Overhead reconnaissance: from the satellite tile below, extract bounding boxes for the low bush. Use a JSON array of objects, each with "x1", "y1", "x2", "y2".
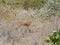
[{"x1": 45, "y1": 29, "x2": 60, "y2": 45}]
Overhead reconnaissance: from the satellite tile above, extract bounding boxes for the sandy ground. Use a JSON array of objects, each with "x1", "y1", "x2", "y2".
[{"x1": 0, "y1": 7, "x2": 60, "y2": 45}]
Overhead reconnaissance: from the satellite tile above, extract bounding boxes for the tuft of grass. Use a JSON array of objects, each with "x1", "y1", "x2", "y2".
[
  {"x1": 0, "y1": 0, "x2": 47, "y2": 9},
  {"x1": 23, "y1": 0, "x2": 47, "y2": 9}
]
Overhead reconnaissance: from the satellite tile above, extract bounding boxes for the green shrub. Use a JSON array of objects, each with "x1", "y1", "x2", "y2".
[{"x1": 45, "y1": 29, "x2": 60, "y2": 45}]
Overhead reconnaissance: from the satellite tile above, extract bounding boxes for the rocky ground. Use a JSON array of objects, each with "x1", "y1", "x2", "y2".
[{"x1": 0, "y1": 7, "x2": 60, "y2": 45}]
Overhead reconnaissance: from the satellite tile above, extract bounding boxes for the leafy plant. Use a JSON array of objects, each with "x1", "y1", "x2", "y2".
[{"x1": 45, "y1": 29, "x2": 60, "y2": 45}]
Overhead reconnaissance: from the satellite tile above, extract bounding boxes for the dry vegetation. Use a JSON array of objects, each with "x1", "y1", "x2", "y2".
[{"x1": 0, "y1": 0, "x2": 60, "y2": 45}]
